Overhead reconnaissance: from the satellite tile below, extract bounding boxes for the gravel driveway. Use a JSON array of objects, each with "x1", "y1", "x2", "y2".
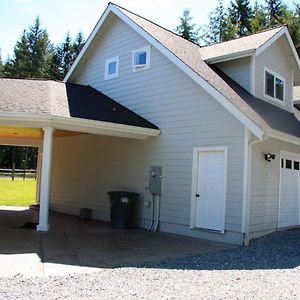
[{"x1": 0, "y1": 229, "x2": 299, "y2": 300}]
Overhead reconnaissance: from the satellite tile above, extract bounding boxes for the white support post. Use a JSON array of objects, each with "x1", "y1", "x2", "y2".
[{"x1": 37, "y1": 127, "x2": 55, "y2": 232}]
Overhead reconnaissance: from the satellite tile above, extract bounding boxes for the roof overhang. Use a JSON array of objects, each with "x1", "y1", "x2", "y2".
[
  {"x1": 205, "y1": 49, "x2": 255, "y2": 64},
  {"x1": 0, "y1": 112, "x2": 160, "y2": 140}
]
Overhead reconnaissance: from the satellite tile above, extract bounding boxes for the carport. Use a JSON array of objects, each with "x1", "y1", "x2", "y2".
[{"x1": 0, "y1": 78, "x2": 160, "y2": 231}]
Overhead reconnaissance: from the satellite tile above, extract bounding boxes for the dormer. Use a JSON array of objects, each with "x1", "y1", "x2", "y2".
[{"x1": 200, "y1": 26, "x2": 300, "y2": 113}]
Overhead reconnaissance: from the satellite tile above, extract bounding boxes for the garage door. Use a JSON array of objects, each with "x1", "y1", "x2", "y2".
[{"x1": 279, "y1": 151, "x2": 300, "y2": 228}]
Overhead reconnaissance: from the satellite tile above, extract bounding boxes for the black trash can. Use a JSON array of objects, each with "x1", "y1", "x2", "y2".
[{"x1": 107, "y1": 191, "x2": 139, "y2": 229}]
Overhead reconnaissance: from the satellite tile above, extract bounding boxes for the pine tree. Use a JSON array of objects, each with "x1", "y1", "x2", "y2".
[
  {"x1": 251, "y1": 0, "x2": 268, "y2": 33},
  {"x1": 266, "y1": 0, "x2": 283, "y2": 26},
  {"x1": 206, "y1": 0, "x2": 227, "y2": 43},
  {"x1": 175, "y1": 9, "x2": 199, "y2": 43},
  {"x1": 0, "y1": 49, "x2": 3, "y2": 77},
  {"x1": 72, "y1": 31, "x2": 85, "y2": 59},
  {"x1": 229, "y1": 0, "x2": 253, "y2": 36}
]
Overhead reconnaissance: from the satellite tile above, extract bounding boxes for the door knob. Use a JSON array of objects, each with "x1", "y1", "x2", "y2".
[{"x1": 196, "y1": 194, "x2": 200, "y2": 197}]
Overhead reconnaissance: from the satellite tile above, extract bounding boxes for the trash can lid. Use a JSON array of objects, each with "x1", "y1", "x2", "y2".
[{"x1": 107, "y1": 191, "x2": 139, "y2": 197}]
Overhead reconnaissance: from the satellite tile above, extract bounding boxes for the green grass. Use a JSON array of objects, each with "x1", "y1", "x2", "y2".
[{"x1": 0, "y1": 179, "x2": 37, "y2": 206}]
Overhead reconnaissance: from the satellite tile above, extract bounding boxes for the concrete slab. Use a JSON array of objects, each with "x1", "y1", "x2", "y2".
[{"x1": 0, "y1": 207, "x2": 234, "y2": 278}]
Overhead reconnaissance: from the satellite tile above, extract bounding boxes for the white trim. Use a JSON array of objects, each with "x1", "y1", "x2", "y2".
[
  {"x1": 205, "y1": 49, "x2": 255, "y2": 64},
  {"x1": 241, "y1": 128, "x2": 249, "y2": 233},
  {"x1": 0, "y1": 112, "x2": 160, "y2": 140},
  {"x1": 104, "y1": 56, "x2": 119, "y2": 80},
  {"x1": 189, "y1": 146, "x2": 227, "y2": 233},
  {"x1": 250, "y1": 55, "x2": 255, "y2": 95},
  {"x1": 256, "y1": 27, "x2": 300, "y2": 72},
  {"x1": 64, "y1": 4, "x2": 264, "y2": 140},
  {"x1": 263, "y1": 66, "x2": 285, "y2": 104},
  {"x1": 266, "y1": 130, "x2": 300, "y2": 147},
  {"x1": 132, "y1": 45, "x2": 151, "y2": 72},
  {"x1": 64, "y1": 6, "x2": 112, "y2": 82}
]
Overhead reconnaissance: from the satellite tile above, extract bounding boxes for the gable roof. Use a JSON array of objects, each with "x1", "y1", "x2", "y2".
[
  {"x1": 199, "y1": 27, "x2": 283, "y2": 62},
  {"x1": 0, "y1": 78, "x2": 158, "y2": 131},
  {"x1": 64, "y1": 3, "x2": 300, "y2": 143}
]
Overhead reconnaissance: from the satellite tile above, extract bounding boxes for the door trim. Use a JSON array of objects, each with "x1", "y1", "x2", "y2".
[
  {"x1": 278, "y1": 150, "x2": 300, "y2": 228},
  {"x1": 189, "y1": 146, "x2": 228, "y2": 233}
]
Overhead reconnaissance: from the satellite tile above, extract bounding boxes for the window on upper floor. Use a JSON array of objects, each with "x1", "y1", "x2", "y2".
[
  {"x1": 264, "y1": 68, "x2": 285, "y2": 102},
  {"x1": 105, "y1": 56, "x2": 119, "y2": 80},
  {"x1": 132, "y1": 46, "x2": 151, "y2": 72}
]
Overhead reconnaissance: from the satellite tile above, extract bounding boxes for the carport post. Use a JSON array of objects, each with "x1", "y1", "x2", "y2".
[{"x1": 37, "y1": 127, "x2": 55, "y2": 232}]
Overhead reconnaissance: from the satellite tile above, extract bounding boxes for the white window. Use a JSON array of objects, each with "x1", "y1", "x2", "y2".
[
  {"x1": 105, "y1": 56, "x2": 119, "y2": 80},
  {"x1": 264, "y1": 67, "x2": 285, "y2": 102},
  {"x1": 132, "y1": 46, "x2": 151, "y2": 71}
]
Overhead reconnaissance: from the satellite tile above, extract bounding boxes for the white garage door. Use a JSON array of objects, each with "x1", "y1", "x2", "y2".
[{"x1": 279, "y1": 152, "x2": 300, "y2": 228}]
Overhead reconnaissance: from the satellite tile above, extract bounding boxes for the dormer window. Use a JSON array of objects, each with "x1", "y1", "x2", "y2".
[
  {"x1": 132, "y1": 46, "x2": 151, "y2": 72},
  {"x1": 105, "y1": 56, "x2": 119, "y2": 80},
  {"x1": 264, "y1": 68, "x2": 285, "y2": 102}
]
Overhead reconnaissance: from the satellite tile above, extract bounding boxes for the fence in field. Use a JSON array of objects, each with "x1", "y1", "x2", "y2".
[{"x1": 0, "y1": 168, "x2": 37, "y2": 180}]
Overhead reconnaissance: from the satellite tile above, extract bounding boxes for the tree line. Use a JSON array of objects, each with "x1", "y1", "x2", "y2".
[
  {"x1": 0, "y1": 17, "x2": 85, "y2": 81},
  {"x1": 175, "y1": 0, "x2": 300, "y2": 56}
]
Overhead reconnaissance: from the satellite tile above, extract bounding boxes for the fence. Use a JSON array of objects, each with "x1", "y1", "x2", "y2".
[{"x1": 0, "y1": 168, "x2": 37, "y2": 180}]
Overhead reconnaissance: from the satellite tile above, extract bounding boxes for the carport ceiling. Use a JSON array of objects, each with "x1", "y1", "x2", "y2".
[{"x1": 0, "y1": 126, "x2": 85, "y2": 140}]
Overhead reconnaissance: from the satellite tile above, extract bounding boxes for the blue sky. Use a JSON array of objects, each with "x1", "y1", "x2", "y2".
[{"x1": 0, "y1": 0, "x2": 297, "y2": 60}]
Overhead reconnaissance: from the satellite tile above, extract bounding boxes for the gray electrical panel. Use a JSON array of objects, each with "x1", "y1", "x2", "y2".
[{"x1": 149, "y1": 166, "x2": 162, "y2": 195}]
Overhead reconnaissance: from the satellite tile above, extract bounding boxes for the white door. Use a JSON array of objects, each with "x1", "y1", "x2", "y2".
[
  {"x1": 195, "y1": 149, "x2": 226, "y2": 232},
  {"x1": 279, "y1": 152, "x2": 300, "y2": 228}
]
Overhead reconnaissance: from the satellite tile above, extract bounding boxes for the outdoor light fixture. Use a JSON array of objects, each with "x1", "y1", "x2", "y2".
[{"x1": 264, "y1": 153, "x2": 276, "y2": 162}]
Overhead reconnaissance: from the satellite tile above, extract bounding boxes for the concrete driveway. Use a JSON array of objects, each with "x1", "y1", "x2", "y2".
[{"x1": 0, "y1": 206, "x2": 233, "y2": 278}]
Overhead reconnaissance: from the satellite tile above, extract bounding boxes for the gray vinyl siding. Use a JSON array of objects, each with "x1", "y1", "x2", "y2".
[
  {"x1": 249, "y1": 137, "x2": 300, "y2": 238},
  {"x1": 55, "y1": 14, "x2": 246, "y2": 244},
  {"x1": 255, "y1": 36, "x2": 294, "y2": 112},
  {"x1": 216, "y1": 57, "x2": 251, "y2": 92}
]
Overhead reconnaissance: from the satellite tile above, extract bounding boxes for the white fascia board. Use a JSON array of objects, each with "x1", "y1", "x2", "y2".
[
  {"x1": 256, "y1": 27, "x2": 300, "y2": 72},
  {"x1": 205, "y1": 49, "x2": 255, "y2": 64},
  {"x1": 266, "y1": 129, "x2": 300, "y2": 146},
  {"x1": 63, "y1": 5, "x2": 113, "y2": 82},
  {"x1": 0, "y1": 112, "x2": 160, "y2": 140}
]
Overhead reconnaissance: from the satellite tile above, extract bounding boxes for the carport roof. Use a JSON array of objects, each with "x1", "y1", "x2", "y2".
[{"x1": 0, "y1": 78, "x2": 158, "y2": 130}]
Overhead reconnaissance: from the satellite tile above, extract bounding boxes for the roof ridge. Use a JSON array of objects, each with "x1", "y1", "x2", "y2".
[
  {"x1": 200, "y1": 25, "x2": 285, "y2": 49},
  {"x1": 0, "y1": 77, "x2": 64, "y2": 84}
]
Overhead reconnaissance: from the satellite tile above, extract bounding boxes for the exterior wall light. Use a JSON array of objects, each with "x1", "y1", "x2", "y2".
[{"x1": 264, "y1": 153, "x2": 276, "y2": 162}]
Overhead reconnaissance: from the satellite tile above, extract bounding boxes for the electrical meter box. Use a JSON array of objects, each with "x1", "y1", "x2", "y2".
[{"x1": 149, "y1": 166, "x2": 162, "y2": 195}]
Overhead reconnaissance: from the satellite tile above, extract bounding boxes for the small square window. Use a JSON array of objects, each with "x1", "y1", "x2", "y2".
[
  {"x1": 105, "y1": 56, "x2": 119, "y2": 80},
  {"x1": 132, "y1": 46, "x2": 151, "y2": 72},
  {"x1": 294, "y1": 161, "x2": 299, "y2": 170},
  {"x1": 286, "y1": 159, "x2": 292, "y2": 169}
]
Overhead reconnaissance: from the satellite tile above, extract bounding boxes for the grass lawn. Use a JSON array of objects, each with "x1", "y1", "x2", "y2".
[{"x1": 0, "y1": 179, "x2": 37, "y2": 206}]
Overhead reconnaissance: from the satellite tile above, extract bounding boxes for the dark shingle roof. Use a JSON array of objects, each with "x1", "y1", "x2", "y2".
[
  {"x1": 0, "y1": 78, "x2": 158, "y2": 129},
  {"x1": 211, "y1": 66, "x2": 300, "y2": 138}
]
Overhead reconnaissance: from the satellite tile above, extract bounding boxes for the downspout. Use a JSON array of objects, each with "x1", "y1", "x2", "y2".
[{"x1": 243, "y1": 131, "x2": 269, "y2": 246}]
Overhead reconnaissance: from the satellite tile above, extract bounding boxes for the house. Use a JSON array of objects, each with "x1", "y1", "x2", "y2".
[{"x1": 1, "y1": 3, "x2": 300, "y2": 245}]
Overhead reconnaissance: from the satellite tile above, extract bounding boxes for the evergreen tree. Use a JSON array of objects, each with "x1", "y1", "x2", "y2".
[
  {"x1": 72, "y1": 31, "x2": 85, "y2": 58},
  {"x1": 0, "y1": 49, "x2": 3, "y2": 77},
  {"x1": 266, "y1": 0, "x2": 284, "y2": 26},
  {"x1": 229, "y1": 0, "x2": 253, "y2": 36},
  {"x1": 251, "y1": 0, "x2": 268, "y2": 33},
  {"x1": 206, "y1": 0, "x2": 227, "y2": 43},
  {"x1": 175, "y1": 9, "x2": 199, "y2": 43},
  {"x1": 58, "y1": 32, "x2": 73, "y2": 76}
]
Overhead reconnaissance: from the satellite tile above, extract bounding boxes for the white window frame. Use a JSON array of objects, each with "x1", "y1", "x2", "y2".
[
  {"x1": 132, "y1": 46, "x2": 151, "y2": 72},
  {"x1": 263, "y1": 67, "x2": 285, "y2": 104},
  {"x1": 104, "y1": 56, "x2": 119, "y2": 80}
]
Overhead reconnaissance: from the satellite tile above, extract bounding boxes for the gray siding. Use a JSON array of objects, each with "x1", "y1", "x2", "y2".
[
  {"x1": 56, "y1": 15, "x2": 246, "y2": 244},
  {"x1": 249, "y1": 137, "x2": 300, "y2": 238},
  {"x1": 216, "y1": 57, "x2": 251, "y2": 92},
  {"x1": 255, "y1": 36, "x2": 294, "y2": 112}
]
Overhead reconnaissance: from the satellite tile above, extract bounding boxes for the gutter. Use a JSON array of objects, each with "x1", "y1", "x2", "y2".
[{"x1": 0, "y1": 112, "x2": 161, "y2": 140}]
